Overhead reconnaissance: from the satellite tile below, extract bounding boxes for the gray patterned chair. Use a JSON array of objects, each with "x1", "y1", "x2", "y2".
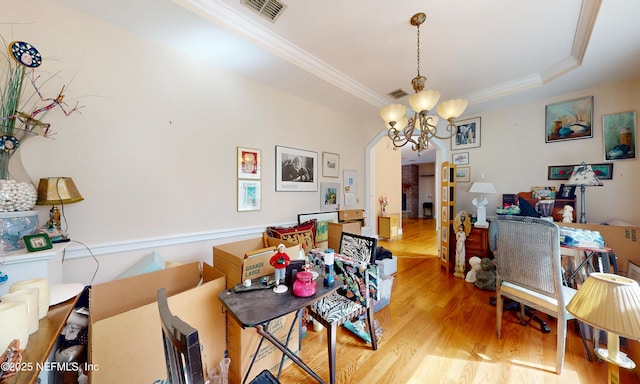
[
  {"x1": 494, "y1": 216, "x2": 579, "y2": 374},
  {"x1": 307, "y1": 232, "x2": 379, "y2": 384}
]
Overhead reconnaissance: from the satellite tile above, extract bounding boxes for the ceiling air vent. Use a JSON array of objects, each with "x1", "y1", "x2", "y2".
[
  {"x1": 241, "y1": 0, "x2": 287, "y2": 23},
  {"x1": 388, "y1": 89, "x2": 408, "y2": 100}
]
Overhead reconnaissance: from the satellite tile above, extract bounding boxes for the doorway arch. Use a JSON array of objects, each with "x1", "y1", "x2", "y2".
[{"x1": 365, "y1": 129, "x2": 449, "y2": 235}]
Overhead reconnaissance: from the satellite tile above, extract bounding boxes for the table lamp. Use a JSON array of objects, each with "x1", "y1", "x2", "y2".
[
  {"x1": 469, "y1": 180, "x2": 496, "y2": 228},
  {"x1": 566, "y1": 161, "x2": 602, "y2": 223},
  {"x1": 566, "y1": 273, "x2": 640, "y2": 384},
  {"x1": 36, "y1": 177, "x2": 84, "y2": 243}
]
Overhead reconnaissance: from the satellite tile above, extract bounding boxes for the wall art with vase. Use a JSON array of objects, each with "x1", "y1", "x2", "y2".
[
  {"x1": 545, "y1": 96, "x2": 593, "y2": 143},
  {"x1": 0, "y1": 40, "x2": 81, "y2": 251}
]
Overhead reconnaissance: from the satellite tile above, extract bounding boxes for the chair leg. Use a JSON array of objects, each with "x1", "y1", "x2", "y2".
[
  {"x1": 365, "y1": 305, "x2": 378, "y2": 350},
  {"x1": 496, "y1": 291, "x2": 503, "y2": 338},
  {"x1": 556, "y1": 319, "x2": 567, "y2": 374},
  {"x1": 327, "y1": 322, "x2": 337, "y2": 384}
]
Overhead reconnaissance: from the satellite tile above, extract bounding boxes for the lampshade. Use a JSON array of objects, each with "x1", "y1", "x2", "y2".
[
  {"x1": 469, "y1": 182, "x2": 497, "y2": 194},
  {"x1": 36, "y1": 177, "x2": 84, "y2": 205},
  {"x1": 566, "y1": 273, "x2": 640, "y2": 341},
  {"x1": 379, "y1": 104, "x2": 407, "y2": 125},
  {"x1": 566, "y1": 162, "x2": 603, "y2": 187},
  {"x1": 409, "y1": 89, "x2": 441, "y2": 113},
  {"x1": 436, "y1": 99, "x2": 469, "y2": 120}
]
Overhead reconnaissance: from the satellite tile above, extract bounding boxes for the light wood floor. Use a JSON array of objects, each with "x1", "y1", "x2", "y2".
[{"x1": 277, "y1": 218, "x2": 639, "y2": 384}]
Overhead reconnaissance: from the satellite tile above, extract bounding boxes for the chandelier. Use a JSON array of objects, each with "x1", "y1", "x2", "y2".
[{"x1": 379, "y1": 12, "x2": 468, "y2": 154}]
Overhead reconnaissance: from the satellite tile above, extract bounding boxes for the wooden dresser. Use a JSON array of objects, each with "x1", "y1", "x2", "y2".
[{"x1": 449, "y1": 225, "x2": 490, "y2": 273}]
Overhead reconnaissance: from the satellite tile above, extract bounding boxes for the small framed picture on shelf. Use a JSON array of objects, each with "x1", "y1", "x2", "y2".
[
  {"x1": 557, "y1": 184, "x2": 577, "y2": 199},
  {"x1": 23, "y1": 233, "x2": 53, "y2": 252}
]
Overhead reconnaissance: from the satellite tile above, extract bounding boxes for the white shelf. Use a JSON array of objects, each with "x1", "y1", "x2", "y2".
[{"x1": 0, "y1": 243, "x2": 68, "y2": 296}]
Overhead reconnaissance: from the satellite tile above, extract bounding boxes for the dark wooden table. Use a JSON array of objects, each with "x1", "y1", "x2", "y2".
[{"x1": 219, "y1": 275, "x2": 342, "y2": 384}]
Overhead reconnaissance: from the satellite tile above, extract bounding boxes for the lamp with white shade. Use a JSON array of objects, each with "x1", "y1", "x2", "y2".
[
  {"x1": 468, "y1": 181, "x2": 496, "y2": 228},
  {"x1": 566, "y1": 162, "x2": 602, "y2": 223},
  {"x1": 566, "y1": 273, "x2": 640, "y2": 384}
]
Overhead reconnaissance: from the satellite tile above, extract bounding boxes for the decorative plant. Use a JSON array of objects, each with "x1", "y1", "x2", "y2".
[
  {"x1": 379, "y1": 195, "x2": 389, "y2": 212},
  {"x1": 0, "y1": 38, "x2": 82, "y2": 211}
]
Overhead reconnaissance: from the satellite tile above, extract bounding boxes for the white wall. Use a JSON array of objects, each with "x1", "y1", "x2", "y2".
[
  {"x1": 455, "y1": 78, "x2": 640, "y2": 225},
  {"x1": 5, "y1": 0, "x2": 378, "y2": 284}
]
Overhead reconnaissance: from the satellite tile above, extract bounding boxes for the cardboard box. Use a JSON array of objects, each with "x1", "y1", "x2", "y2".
[
  {"x1": 226, "y1": 312, "x2": 299, "y2": 384},
  {"x1": 89, "y1": 262, "x2": 226, "y2": 384},
  {"x1": 213, "y1": 236, "x2": 300, "y2": 289},
  {"x1": 212, "y1": 237, "x2": 301, "y2": 383},
  {"x1": 338, "y1": 209, "x2": 365, "y2": 222},
  {"x1": 327, "y1": 221, "x2": 361, "y2": 251},
  {"x1": 558, "y1": 223, "x2": 639, "y2": 275}
]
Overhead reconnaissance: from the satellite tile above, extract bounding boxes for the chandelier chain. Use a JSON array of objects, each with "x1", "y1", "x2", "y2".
[{"x1": 416, "y1": 24, "x2": 421, "y2": 77}]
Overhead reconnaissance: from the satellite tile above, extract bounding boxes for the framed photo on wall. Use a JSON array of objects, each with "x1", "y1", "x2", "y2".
[
  {"x1": 545, "y1": 96, "x2": 593, "y2": 143},
  {"x1": 343, "y1": 169, "x2": 358, "y2": 193},
  {"x1": 275, "y1": 146, "x2": 318, "y2": 191},
  {"x1": 602, "y1": 110, "x2": 636, "y2": 160},
  {"x1": 451, "y1": 117, "x2": 481, "y2": 150},
  {"x1": 322, "y1": 152, "x2": 340, "y2": 177},
  {"x1": 452, "y1": 152, "x2": 469, "y2": 165},
  {"x1": 455, "y1": 166, "x2": 470, "y2": 182},
  {"x1": 237, "y1": 147, "x2": 261, "y2": 179},
  {"x1": 320, "y1": 182, "x2": 340, "y2": 211},
  {"x1": 237, "y1": 180, "x2": 261, "y2": 211}
]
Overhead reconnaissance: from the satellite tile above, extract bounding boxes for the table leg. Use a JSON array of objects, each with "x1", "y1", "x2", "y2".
[{"x1": 256, "y1": 324, "x2": 326, "y2": 384}]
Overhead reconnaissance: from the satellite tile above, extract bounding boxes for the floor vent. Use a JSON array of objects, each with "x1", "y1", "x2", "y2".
[
  {"x1": 388, "y1": 89, "x2": 408, "y2": 99},
  {"x1": 241, "y1": 0, "x2": 287, "y2": 22}
]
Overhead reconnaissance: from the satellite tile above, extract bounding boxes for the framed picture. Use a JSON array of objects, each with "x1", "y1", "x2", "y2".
[
  {"x1": 322, "y1": 152, "x2": 340, "y2": 178},
  {"x1": 455, "y1": 166, "x2": 470, "y2": 182},
  {"x1": 237, "y1": 147, "x2": 261, "y2": 179},
  {"x1": 531, "y1": 186, "x2": 556, "y2": 200},
  {"x1": 343, "y1": 169, "x2": 358, "y2": 194},
  {"x1": 557, "y1": 184, "x2": 577, "y2": 199},
  {"x1": 298, "y1": 211, "x2": 339, "y2": 246},
  {"x1": 628, "y1": 261, "x2": 640, "y2": 284},
  {"x1": 452, "y1": 152, "x2": 469, "y2": 165},
  {"x1": 545, "y1": 96, "x2": 593, "y2": 142},
  {"x1": 452, "y1": 117, "x2": 481, "y2": 150},
  {"x1": 237, "y1": 180, "x2": 261, "y2": 211},
  {"x1": 591, "y1": 163, "x2": 614, "y2": 180},
  {"x1": 23, "y1": 233, "x2": 53, "y2": 252},
  {"x1": 548, "y1": 165, "x2": 575, "y2": 180},
  {"x1": 275, "y1": 146, "x2": 317, "y2": 192},
  {"x1": 602, "y1": 110, "x2": 636, "y2": 160},
  {"x1": 320, "y1": 182, "x2": 340, "y2": 211}
]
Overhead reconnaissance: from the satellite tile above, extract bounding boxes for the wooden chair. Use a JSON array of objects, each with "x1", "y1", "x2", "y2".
[
  {"x1": 494, "y1": 216, "x2": 579, "y2": 374},
  {"x1": 307, "y1": 232, "x2": 379, "y2": 384},
  {"x1": 157, "y1": 287, "x2": 205, "y2": 384}
]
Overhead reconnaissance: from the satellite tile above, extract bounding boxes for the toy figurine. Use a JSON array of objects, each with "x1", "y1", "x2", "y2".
[
  {"x1": 270, "y1": 244, "x2": 291, "y2": 293},
  {"x1": 561, "y1": 205, "x2": 574, "y2": 223},
  {"x1": 465, "y1": 256, "x2": 482, "y2": 283}
]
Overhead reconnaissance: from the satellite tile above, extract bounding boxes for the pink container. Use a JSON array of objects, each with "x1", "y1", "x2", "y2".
[{"x1": 292, "y1": 271, "x2": 316, "y2": 297}]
